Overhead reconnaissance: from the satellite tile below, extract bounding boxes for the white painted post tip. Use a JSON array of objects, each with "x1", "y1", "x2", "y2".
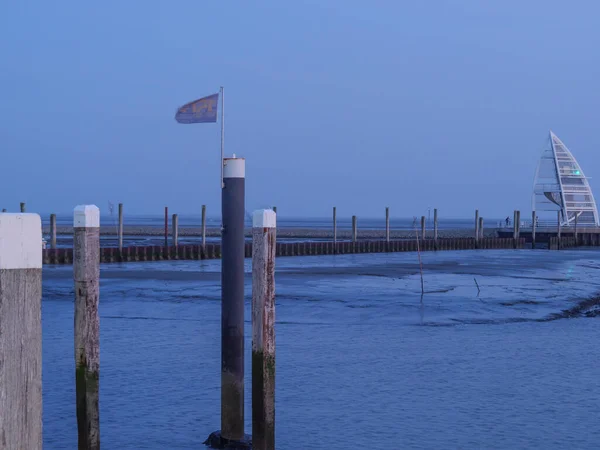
[
  {"x1": 223, "y1": 157, "x2": 246, "y2": 178},
  {"x1": 253, "y1": 209, "x2": 276, "y2": 228},
  {"x1": 73, "y1": 205, "x2": 100, "y2": 228},
  {"x1": 0, "y1": 213, "x2": 42, "y2": 269}
]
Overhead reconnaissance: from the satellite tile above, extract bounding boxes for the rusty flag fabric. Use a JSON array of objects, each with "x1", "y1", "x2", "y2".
[{"x1": 175, "y1": 93, "x2": 219, "y2": 124}]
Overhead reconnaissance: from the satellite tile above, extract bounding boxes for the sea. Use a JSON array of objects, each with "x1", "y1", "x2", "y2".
[{"x1": 42, "y1": 248, "x2": 600, "y2": 449}]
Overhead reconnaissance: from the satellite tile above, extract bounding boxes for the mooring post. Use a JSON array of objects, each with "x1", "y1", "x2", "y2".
[
  {"x1": 202, "y1": 204, "x2": 207, "y2": 248},
  {"x1": 478, "y1": 217, "x2": 484, "y2": 241},
  {"x1": 118, "y1": 203, "x2": 124, "y2": 252},
  {"x1": 272, "y1": 206, "x2": 277, "y2": 214},
  {"x1": 385, "y1": 207, "x2": 390, "y2": 242},
  {"x1": 574, "y1": 213, "x2": 578, "y2": 246},
  {"x1": 433, "y1": 208, "x2": 438, "y2": 248},
  {"x1": 516, "y1": 210, "x2": 521, "y2": 237},
  {"x1": 532, "y1": 210, "x2": 536, "y2": 249},
  {"x1": 172, "y1": 214, "x2": 178, "y2": 247},
  {"x1": 220, "y1": 157, "x2": 246, "y2": 443},
  {"x1": 557, "y1": 210, "x2": 561, "y2": 249},
  {"x1": 475, "y1": 209, "x2": 479, "y2": 246},
  {"x1": 333, "y1": 207, "x2": 337, "y2": 244},
  {"x1": 50, "y1": 213, "x2": 57, "y2": 249},
  {"x1": 421, "y1": 215, "x2": 426, "y2": 240},
  {"x1": 73, "y1": 205, "x2": 100, "y2": 450},
  {"x1": 252, "y1": 209, "x2": 276, "y2": 450},
  {"x1": 352, "y1": 215, "x2": 357, "y2": 242},
  {"x1": 0, "y1": 213, "x2": 43, "y2": 450},
  {"x1": 164, "y1": 206, "x2": 168, "y2": 247},
  {"x1": 513, "y1": 210, "x2": 518, "y2": 248},
  {"x1": 20, "y1": 202, "x2": 26, "y2": 212}
]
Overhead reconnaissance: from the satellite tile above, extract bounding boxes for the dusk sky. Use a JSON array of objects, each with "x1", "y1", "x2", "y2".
[{"x1": 2, "y1": 0, "x2": 599, "y2": 219}]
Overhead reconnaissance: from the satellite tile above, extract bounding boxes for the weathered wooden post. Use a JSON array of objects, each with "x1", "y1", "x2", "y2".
[
  {"x1": 164, "y1": 206, "x2": 168, "y2": 247},
  {"x1": 557, "y1": 210, "x2": 562, "y2": 249},
  {"x1": 532, "y1": 211, "x2": 536, "y2": 249},
  {"x1": 352, "y1": 215, "x2": 357, "y2": 242},
  {"x1": 516, "y1": 210, "x2": 521, "y2": 237},
  {"x1": 433, "y1": 208, "x2": 438, "y2": 249},
  {"x1": 475, "y1": 209, "x2": 479, "y2": 246},
  {"x1": 333, "y1": 207, "x2": 337, "y2": 244},
  {"x1": 479, "y1": 217, "x2": 484, "y2": 241},
  {"x1": 513, "y1": 210, "x2": 518, "y2": 248},
  {"x1": 172, "y1": 214, "x2": 179, "y2": 246},
  {"x1": 252, "y1": 209, "x2": 276, "y2": 450},
  {"x1": 385, "y1": 207, "x2": 390, "y2": 242},
  {"x1": 202, "y1": 204, "x2": 207, "y2": 248},
  {"x1": 20, "y1": 202, "x2": 26, "y2": 212},
  {"x1": 220, "y1": 157, "x2": 246, "y2": 444},
  {"x1": 0, "y1": 213, "x2": 43, "y2": 450},
  {"x1": 50, "y1": 213, "x2": 57, "y2": 249},
  {"x1": 574, "y1": 213, "x2": 578, "y2": 246},
  {"x1": 73, "y1": 205, "x2": 100, "y2": 450},
  {"x1": 118, "y1": 203, "x2": 124, "y2": 252},
  {"x1": 421, "y1": 215, "x2": 426, "y2": 240}
]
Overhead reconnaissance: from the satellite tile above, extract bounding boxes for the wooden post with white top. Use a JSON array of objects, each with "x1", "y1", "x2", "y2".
[
  {"x1": 252, "y1": 209, "x2": 276, "y2": 450},
  {"x1": 0, "y1": 213, "x2": 43, "y2": 450},
  {"x1": 73, "y1": 205, "x2": 100, "y2": 450}
]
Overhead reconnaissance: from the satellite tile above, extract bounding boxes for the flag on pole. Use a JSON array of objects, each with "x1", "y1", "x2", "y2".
[{"x1": 175, "y1": 93, "x2": 219, "y2": 124}]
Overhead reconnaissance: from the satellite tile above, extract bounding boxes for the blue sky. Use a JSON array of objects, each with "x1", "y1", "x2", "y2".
[{"x1": 2, "y1": 0, "x2": 599, "y2": 219}]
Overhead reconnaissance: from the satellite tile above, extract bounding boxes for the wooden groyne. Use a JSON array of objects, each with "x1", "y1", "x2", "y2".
[{"x1": 42, "y1": 237, "x2": 525, "y2": 265}]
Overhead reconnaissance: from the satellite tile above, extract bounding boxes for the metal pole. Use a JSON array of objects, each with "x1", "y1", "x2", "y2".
[
  {"x1": 50, "y1": 213, "x2": 57, "y2": 249},
  {"x1": 202, "y1": 204, "x2": 207, "y2": 248},
  {"x1": 221, "y1": 156, "x2": 246, "y2": 442},
  {"x1": 164, "y1": 206, "x2": 168, "y2": 247},
  {"x1": 73, "y1": 205, "x2": 100, "y2": 450},
  {"x1": 0, "y1": 213, "x2": 43, "y2": 450},
  {"x1": 532, "y1": 211, "x2": 536, "y2": 249},
  {"x1": 385, "y1": 207, "x2": 390, "y2": 242},
  {"x1": 172, "y1": 214, "x2": 178, "y2": 247},
  {"x1": 252, "y1": 209, "x2": 276, "y2": 450},
  {"x1": 118, "y1": 203, "x2": 124, "y2": 252}
]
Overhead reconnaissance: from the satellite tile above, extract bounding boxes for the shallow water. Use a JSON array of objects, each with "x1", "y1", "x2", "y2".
[{"x1": 42, "y1": 249, "x2": 600, "y2": 449}]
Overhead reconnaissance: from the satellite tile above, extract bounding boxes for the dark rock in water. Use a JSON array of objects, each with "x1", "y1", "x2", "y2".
[{"x1": 203, "y1": 430, "x2": 252, "y2": 449}]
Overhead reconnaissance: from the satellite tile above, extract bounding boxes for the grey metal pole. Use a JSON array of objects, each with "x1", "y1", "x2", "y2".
[
  {"x1": 433, "y1": 208, "x2": 438, "y2": 247},
  {"x1": 50, "y1": 213, "x2": 57, "y2": 249},
  {"x1": 221, "y1": 156, "x2": 246, "y2": 442},
  {"x1": 0, "y1": 213, "x2": 43, "y2": 450},
  {"x1": 118, "y1": 203, "x2": 124, "y2": 252},
  {"x1": 202, "y1": 204, "x2": 207, "y2": 248},
  {"x1": 252, "y1": 209, "x2": 276, "y2": 450},
  {"x1": 385, "y1": 207, "x2": 390, "y2": 242},
  {"x1": 333, "y1": 207, "x2": 337, "y2": 244},
  {"x1": 352, "y1": 215, "x2": 357, "y2": 242},
  {"x1": 20, "y1": 202, "x2": 26, "y2": 212},
  {"x1": 73, "y1": 205, "x2": 100, "y2": 450},
  {"x1": 421, "y1": 215, "x2": 426, "y2": 240},
  {"x1": 532, "y1": 210, "x2": 536, "y2": 249},
  {"x1": 172, "y1": 214, "x2": 178, "y2": 247}
]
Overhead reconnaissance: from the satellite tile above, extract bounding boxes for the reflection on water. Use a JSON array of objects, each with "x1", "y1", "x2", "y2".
[{"x1": 42, "y1": 249, "x2": 600, "y2": 449}]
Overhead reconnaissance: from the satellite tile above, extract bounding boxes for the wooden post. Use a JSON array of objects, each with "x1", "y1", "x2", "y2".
[
  {"x1": 479, "y1": 217, "x2": 484, "y2": 240},
  {"x1": 532, "y1": 211, "x2": 536, "y2": 249},
  {"x1": 333, "y1": 207, "x2": 337, "y2": 244},
  {"x1": 1, "y1": 208, "x2": 6, "y2": 212},
  {"x1": 272, "y1": 206, "x2": 277, "y2": 214},
  {"x1": 421, "y1": 215, "x2": 426, "y2": 240},
  {"x1": 20, "y1": 202, "x2": 26, "y2": 212},
  {"x1": 172, "y1": 214, "x2": 178, "y2": 247},
  {"x1": 516, "y1": 210, "x2": 521, "y2": 237},
  {"x1": 475, "y1": 209, "x2": 479, "y2": 244},
  {"x1": 0, "y1": 213, "x2": 43, "y2": 450},
  {"x1": 513, "y1": 210, "x2": 518, "y2": 248},
  {"x1": 164, "y1": 206, "x2": 168, "y2": 247},
  {"x1": 352, "y1": 215, "x2": 357, "y2": 242},
  {"x1": 50, "y1": 213, "x2": 57, "y2": 249},
  {"x1": 201, "y1": 204, "x2": 207, "y2": 248},
  {"x1": 385, "y1": 207, "x2": 390, "y2": 242},
  {"x1": 557, "y1": 210, "x2": 562, "y2": 249},
  {"x1": 574, "y1": 213, "x2": 578, "y2": 246},
  {"x1": 433, "y1": 208, "x2": 438, "y2": 248},
  {"x1": 118, "y1": 203, "x2": 124, "y2": 252},
  {"x1": 73, "y1": 205, "x2": 100, "y2": 450},
  {"x1": 252, "y1": 209, "x2": 276, "y2": 450}
]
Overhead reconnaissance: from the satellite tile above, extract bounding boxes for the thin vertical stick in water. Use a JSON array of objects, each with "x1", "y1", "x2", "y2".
[{"x1": 413, "y1": 217, "x2": 424, "y2": 296}]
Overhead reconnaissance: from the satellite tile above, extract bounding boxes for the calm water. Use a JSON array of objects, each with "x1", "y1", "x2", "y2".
[{"x1": 42, "y1": 249, "x2": 600, "y2": 449}]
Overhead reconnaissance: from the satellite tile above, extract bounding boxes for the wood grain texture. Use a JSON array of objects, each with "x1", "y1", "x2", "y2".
[
  {"x1": 0, "y1": 268, "x2": 42, "y2": 450},
  {"x1": 74, "y1": 227, "x2": 100, "y2": 450},
  {"x1": 252, "y1": 225, "x2": 276, "y2": 450}
]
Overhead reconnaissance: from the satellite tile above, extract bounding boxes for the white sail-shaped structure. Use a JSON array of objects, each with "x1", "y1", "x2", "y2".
[{"x1": 532, "y1": 131, "x2": 599, "y2": 226}]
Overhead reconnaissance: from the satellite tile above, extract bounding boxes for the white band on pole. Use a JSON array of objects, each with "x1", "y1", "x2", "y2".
[{"x1": 223, "y1": 157, "x2": 245, "y2": 178}]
